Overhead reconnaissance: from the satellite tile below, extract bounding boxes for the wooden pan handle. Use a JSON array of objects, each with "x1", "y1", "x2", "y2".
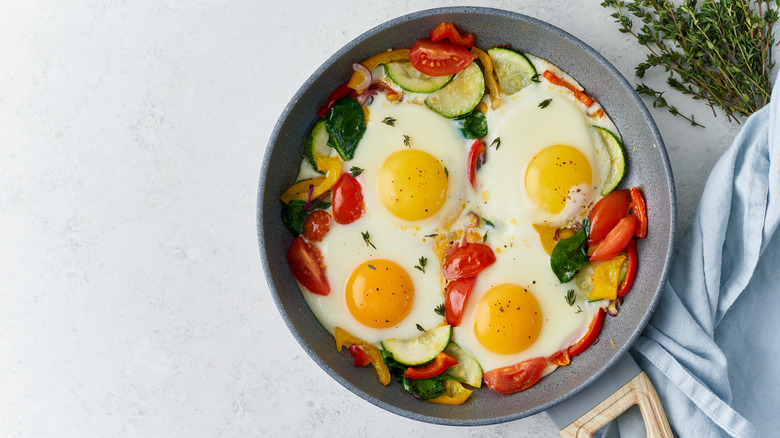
[{"x1": 558, "y1": 371, "x2": 673, "y2": 438}]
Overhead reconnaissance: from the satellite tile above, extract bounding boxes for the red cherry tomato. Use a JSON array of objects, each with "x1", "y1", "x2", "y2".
[
  {"x1": 347, "y1": 344, "x2": 372, "y2": 368},
  {"x1": 444, "y1": 277, "x2": 477, "y2": 327},
  {"x1": 568, "y1": 307, "x2": 606, "y2": 358},
  {"x1": 429, "y1": 22, "x2": 475, "y2": 48},
  {"x1": 617, "y1": 239, "x2": 638, "y2": 298},
  {"x1": 630, "y1": 187, "x2": 648, "y2": 238},
  {"x1": 442, "y1": 243, "x2": 496, "y2": 280},
  {"x1": 588, "y1": 189, "x2": 631, "y2": 245},
  {"x1": 590, "y1": 215, "x2": 637, "y2": 261},
  {"x1": 332, "y1": 173, "x2": 363, "y2": 224},
  {"x1": 483, "y1": 356, "x2": 548, "y2": 394},
  {"x1": 409, "y1": 38, "x2": 475, "y2": 77},
  {"x1": 287, "y1": 237, "x2": 329, "y2": 296},
  {"x1": 302, "y1": 210, "x2": 332, "y2": 242},
  {"x1": 404, "y1": 352, "x2": 459, "y2": 379},
  {"x1": 467, "y1": 139, "x2": 485, "y2": 188}
]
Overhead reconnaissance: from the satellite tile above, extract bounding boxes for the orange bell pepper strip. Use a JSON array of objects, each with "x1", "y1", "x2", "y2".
[
  {"x1": 347, "y1": 49, "x2": 410, "y2": 91},
  {"x1": 279, "y1": 153, "x2": 341, "y2": 204},
  {"x1": 334, "y1": 327, "x2": 391, "y2": 385},
  {"x1": 471, "y1": 47, "x2": 503, "y2": 109},
  {"x1": 404, "y1": 352, "x2": 458, "y2": 379},
  {"x1": 542, "y1": 70, "x2": 594, "y2": 107}
]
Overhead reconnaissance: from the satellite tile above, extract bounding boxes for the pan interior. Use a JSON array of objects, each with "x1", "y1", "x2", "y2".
[{"x1": 258, "y1": 6, "x2": 675, "y2": 425}]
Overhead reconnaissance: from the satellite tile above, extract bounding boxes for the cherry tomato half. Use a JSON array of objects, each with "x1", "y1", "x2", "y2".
[
  {"x1": 409, "y1": 38, "x2": 475, "y2": 77},
  {"x1": 568, "y1": 307, "x2": 606, "y2": 358},
  {"x1": 302, "y1": 210, "x2": 332, "y2": 242},
  {"x1": 483, "y1": 356, "x2": 548, "y2": 394},
  {"x1": 590, "y1": 215, "x2": 637, "y2": 261},
  {"x1": 588, "y1": 189, "x2": 631, "y2": 245},
  {"x1": 332, "y1": 173, "x2": 363, "y2": 225},
  {"x1": 630, "y1": 187, "x2": 648, "y2": 238},
  {"x1": 429, "y1": 22, "x2": 475, "y2": 48},
  {"x1": 286, "y1": 236, "x2": 329, "y2": 296},
  {"x1": 442, "y1": 243, "x2": 496, "y2": 280},
  {"x1": 444, "y1": 277, "x2": 477, "y2": 327}
]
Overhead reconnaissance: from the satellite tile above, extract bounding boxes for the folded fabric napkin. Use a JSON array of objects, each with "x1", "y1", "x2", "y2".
[{"x1": 603, "y1": 78, "x2": 780, "y2": 437}]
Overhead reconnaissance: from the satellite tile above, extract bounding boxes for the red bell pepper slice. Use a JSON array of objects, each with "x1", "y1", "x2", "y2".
[
  {"x1": 444, "y1": 277, "x2": 477, "y2": 327},
  {"x1": 442, "y1": 242, "x2": 496, "y2": 280},
  {"x1": 429, "y1": 22, "x2": 475, "y2": 48},
  {"x1": 467, "y1": 139, "x2": 486, "y2": 188},
  {"x1": 589, "y1": 215, "x2": 637, "y2": 261},
  {"x1": 630, "y1": 187, "x2": 648, "y2": 238},
  {"x1": 347, "y1": 344, "x2": 372, "y2": 368},
  {"x1": 568, "y1": 307, "x2": 606, "y2": 358},
  {"x1": 317, "y1": 82, "x2": 354, "y2": 117},
  {"x1": 404, "y1": 352, "x2": 459, "y2": 379},
  {"x1": 542, "y1": 70, "x2": 594, "y2": 107},
  {"x1": 617, "y1": 239, "x2": 638, "y2": 298},
  {"x1": 483, "y1": 356, "x2": 548, "y2": 394}
]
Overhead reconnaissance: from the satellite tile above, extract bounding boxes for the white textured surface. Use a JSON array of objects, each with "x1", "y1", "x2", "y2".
[{"x1": 0, "y1": 1, "x2": 740, "y2": 437}]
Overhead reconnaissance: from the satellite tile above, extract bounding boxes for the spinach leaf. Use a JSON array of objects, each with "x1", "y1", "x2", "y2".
[
  {"x1": 281, "y1": 199, "x2": 331, "y2": 236},
  {"x1": 326, "y1": 97, "x2": 366, "y2": 160},
  {"x1": 457, "y1": 109, "x2": 488, "y2": 139},
  {"x1": 381, "y1": 349, "x2": 459, "y2": 400},
  {"x1": 550, "y1": 227, "x2": 589, "y2": 283}
]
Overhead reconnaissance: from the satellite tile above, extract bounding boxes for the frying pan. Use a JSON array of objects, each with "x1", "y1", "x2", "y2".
[{"x1": 258, "y1": 6, "x2": 676, "y2": 429}]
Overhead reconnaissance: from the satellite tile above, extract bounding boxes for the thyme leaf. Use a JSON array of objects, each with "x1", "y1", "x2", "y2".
[
  {"x1": 361, "y1": 231, "x2": 376, "y2": 249},
  {"x1": 415, "y1": 256, "x2": 428, "y2": 273},
  {"x1": 565, "y1": 289, "x2": 576, "y2": 306},
  {"x1": 382, "y1": 116, "x2": 397, "y2": 126},
  {"x1": 538, "y1": 98, "x2": 552, "y2": 109},
  {"x1": 349, "y1": 166, "x2": 363, "y2": 177},
  {"x1": 434, "y1": 304, "x2": 446, "y2": 316}
]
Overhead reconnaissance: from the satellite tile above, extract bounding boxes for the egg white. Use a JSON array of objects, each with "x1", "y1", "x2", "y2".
[
  {"x1": 304, "y1": 214, "x2": 445, "y2": 344},
  {"x1": 349, "y1": 94, "x2": 469, "y2": 235}
]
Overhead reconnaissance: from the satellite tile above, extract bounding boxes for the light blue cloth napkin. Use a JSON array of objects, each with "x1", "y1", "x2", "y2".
[{"x1": 604, "y1": 77, "x2": 780, "y2": 437}]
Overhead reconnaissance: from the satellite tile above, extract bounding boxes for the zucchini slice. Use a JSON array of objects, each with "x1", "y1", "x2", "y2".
[
  {"x1": 487, "y1": 47, "x2": 537, "y2": 95},
  {"x1": 381, "y1": 325, "x2": 452, "y2": 366},
  {"x1": 443, "y1": 342, "x2": 482, "y2": 388},
  {"x1": 304, "y1": 119, "x2": 331, "y2": 173},
  {"x1": 594, "y1": 126, "x2": 626, "y2": 195},
  {"x1": 385, "y1": 61, "x2": 453, "y2": 93},
  {"x1": 425, "y1": 62, "x2": 485, "y2": 118}
]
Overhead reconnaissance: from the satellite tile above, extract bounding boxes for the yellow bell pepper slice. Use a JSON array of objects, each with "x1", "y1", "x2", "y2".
[
  {"x1": 334, "y1": 327, "x2": 391, "y2": 386},
  {"x1": 471, "y1": 47, "x2": 503, "y2": 110},
  {"x1": 428, "y1": 379, "x2": 472, "y2": 405},
  {"x1": 280, "y1": 153, "x2": 341, "y2": 204},
  {"x1": 588, "y1": 254, "x2": 627, "y2": 300},
  {"x1": 347, "y1": 49, "x2": 411, "y2": 90}
]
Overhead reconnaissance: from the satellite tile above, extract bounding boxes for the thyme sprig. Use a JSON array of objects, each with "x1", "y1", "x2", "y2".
[{"x1": 601, "y1": 0, "x2": 779, "y2": 126}]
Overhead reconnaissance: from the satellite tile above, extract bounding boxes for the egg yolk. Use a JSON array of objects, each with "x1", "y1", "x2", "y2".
[
  {"x1": 378, "y1": 150, "x2": 448, "y2": 221},
  {"x1": 346, "y1": 259, "x2": 414, "y2": 329},
  {"x1": 474, "y1": 284, "x2": 542, "y2": 354},
  {"x1": 525, "y1": 145, "x2": 592, "y2": 214}
]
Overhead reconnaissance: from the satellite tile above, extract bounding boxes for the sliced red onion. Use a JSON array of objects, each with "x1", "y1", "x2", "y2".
[
  {"x1": 355, "y1": 89, "x2": 375, "y2": 105},
  {"x1": 303, "y1": 183, "x2": 314, "y2": 210},
  {"x1": 352, "y1": 62, "x2": 372, "y2": 93}
]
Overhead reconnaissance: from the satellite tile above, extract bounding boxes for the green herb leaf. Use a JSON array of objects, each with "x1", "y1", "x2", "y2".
[
  {"x1": 566, "y1": 289, "x2": 576, "y2": 306},
  {"x1": 416, "y1": 323, "x2": 425, "y2": 332},
  {"x1": 575, "y1": 305, "x2": 583, "y2": 314},
  {"x1": 403, "y1": 134, "x2": 411, "y2": 147},
  {"x1": 425, "y1": 233, "x2": 438, "y2": 238},
  {"x1": 368, "y1": 264, "x2": 376, "y2": 270},
  {"x1": 444, "y1": 167, "x2": 449, "y2": 178},
  {"x1": 362, "y1": 231, "x2": 377, "y2": 249},
  {"x1": 434, "y1": 304, "x2": 446, "y2": 316},
  {"x1": 482, "y1": 231, "x2": 488, "y2": 243},
  {"x1": 349, "y1": 166, "x2": 363, "y2": 177},
  {"x1": 550, "y1": 227, "x2": 589, "y2": 283},
  {"x1": 489, "y1": 137, "x2": 501, "y2": 150},
  {"x1": 457, "y1": 109, "x2": 489, "y2": 139},
  {"x1": 382, "y1": 116, "x2": 397, "y2": 126},
  {"x1": 531, "y1": 73, "x2": 541, "y2": 83},
  {"x1": 326, "y1": 97, "x2": 366, "y2": 160},
  {"x1": 415, "y1": 256, "x2": 428, "y2": 273},
  {"x1": 538, "y1": 98, "x2": 552, "y2": 109},
  {"x1": 482, "y1": 218, "x2": 495, "y2": 227}
]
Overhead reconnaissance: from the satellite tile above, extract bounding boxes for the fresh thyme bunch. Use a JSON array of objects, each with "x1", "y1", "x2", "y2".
[{"x1": 601, "y1": 0, "x2": 779, "y2": 126}]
